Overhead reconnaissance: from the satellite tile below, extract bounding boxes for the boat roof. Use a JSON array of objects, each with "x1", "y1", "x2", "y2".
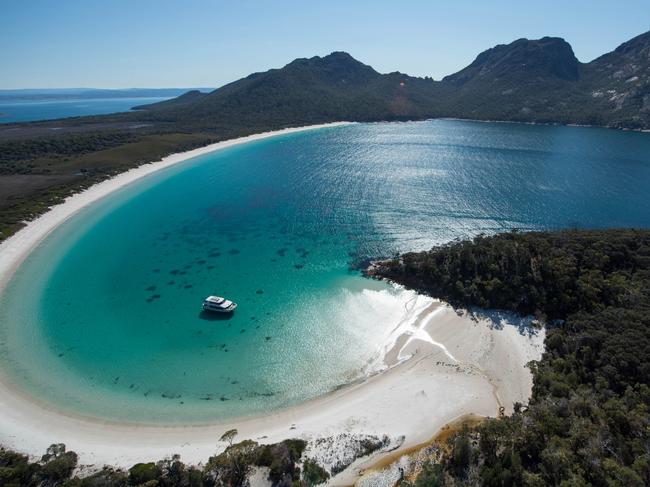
[
  {"x1": 203, "y1": 296, "x2": 234, "y2": 308},
  {"x1": 204, "y1": 295, "x2": 225, "y2": 303}
]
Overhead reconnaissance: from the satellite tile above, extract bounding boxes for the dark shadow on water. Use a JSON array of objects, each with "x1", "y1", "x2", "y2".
[{"x1": 198, "y1": 310, "x2": 235, "y2": 322}]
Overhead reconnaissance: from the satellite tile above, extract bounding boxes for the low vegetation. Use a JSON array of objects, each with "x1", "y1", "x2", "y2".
[
  {"x1": 0, "y1": 444, "x2": 78, "y2": 487},
  {"x1": 372, "y1": 229, "x2": 650, "y2": 486},
  {"x1": 0, "y1": 436, "x2": 325, "y2": 486}
]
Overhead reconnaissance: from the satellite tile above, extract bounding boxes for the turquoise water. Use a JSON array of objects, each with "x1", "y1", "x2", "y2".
[
  {"x1": 1, "y1": 120, "x2": 650, "y2": 423},
  {"x1": 0, "y1": 96, "x2": 171, "y2": 123}
]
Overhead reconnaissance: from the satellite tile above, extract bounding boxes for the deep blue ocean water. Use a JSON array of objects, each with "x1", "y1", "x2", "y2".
[
  {"x1": 1, "y1": 120, "x2": 649, "y2": 423},
  {"x1": 0, "y1": 96, "x2": 171, "y2": 123}
]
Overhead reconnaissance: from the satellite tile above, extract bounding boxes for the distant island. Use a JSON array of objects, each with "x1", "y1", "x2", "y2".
[{"x1": 0, "y1": 30, "x2": 649, "y2": 242}]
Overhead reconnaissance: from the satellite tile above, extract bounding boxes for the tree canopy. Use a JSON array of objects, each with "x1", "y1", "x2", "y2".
[{"x1": 373, "y1": 229, "x2": 650, "y2": 486}]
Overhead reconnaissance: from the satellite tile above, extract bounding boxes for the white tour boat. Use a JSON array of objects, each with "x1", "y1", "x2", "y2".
[{"x1": 202, "y1": 295, "x2": 237, "y2": 313}]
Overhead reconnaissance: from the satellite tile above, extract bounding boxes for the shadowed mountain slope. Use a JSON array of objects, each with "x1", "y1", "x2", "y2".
[
  {"x1": 578, "y1": 30, "x2": 650, "y2": 128},
  {"x1": 135, "y1": 52, "x2": 441, "y2": 128}
]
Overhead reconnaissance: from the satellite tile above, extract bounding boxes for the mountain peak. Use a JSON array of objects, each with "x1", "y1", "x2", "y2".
[
  {"x1": 280, "y1": 51, "x2": 378, "y2": 84},
  {"x1": 444, "y1": 36, "x2": 580, "y2": 85},
  {"x1": 323, "y1": 51, "x2": 355, "y2": 60},
  {"x1": 294, "y1": 51, "x2": 371, "y2": 69}
]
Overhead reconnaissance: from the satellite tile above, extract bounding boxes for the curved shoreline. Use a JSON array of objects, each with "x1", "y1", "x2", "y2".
[
  {"x1": 0, "y1": 122, "x2": 352, "y2": 294},
  {"x1": 0, "y1": 121, "x2": 544, "y2": 473},
  {"x1": 0, "y1": 299, "x2": 544, "y2": 471}
]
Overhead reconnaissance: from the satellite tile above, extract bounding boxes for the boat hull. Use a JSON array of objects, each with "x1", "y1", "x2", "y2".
[{"x1": 202, "y1": 303, "x2": 237, "y2": 313}]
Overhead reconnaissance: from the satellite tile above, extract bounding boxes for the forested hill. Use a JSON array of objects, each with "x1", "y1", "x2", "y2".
[
  {"x1": 136, "y1": 30, "x2": 650, "y2": 130},
  {"x1": 134, "y1": 51, "x2": 440, "y2": 128},
  {"x1": 370, "y1": 229, "x2": 650, "y2": 486}
]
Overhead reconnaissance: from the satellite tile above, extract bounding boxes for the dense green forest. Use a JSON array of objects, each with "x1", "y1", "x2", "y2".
[
  {"x1": 371, "y1": 229, "x2": 650, "y2": 486},
  {"x1": 1, "y1": 30, "x2": 649, "y2": 243}
]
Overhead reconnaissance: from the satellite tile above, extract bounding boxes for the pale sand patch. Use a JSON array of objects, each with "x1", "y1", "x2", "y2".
[
  {"x1": 330, "y1": 303, "x2": 545, "y2": 485},
  {"x1": 0, "y1": 122, "x2": 544, "y2": 473}
]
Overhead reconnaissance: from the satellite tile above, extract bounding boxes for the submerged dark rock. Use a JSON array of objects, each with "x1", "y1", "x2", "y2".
[
  {"x1": 296, "y1": 248, "x2": 310, "y2": 259},
  {"x1": 161, "y1": 392, "x2": 181, "y2": 399}
]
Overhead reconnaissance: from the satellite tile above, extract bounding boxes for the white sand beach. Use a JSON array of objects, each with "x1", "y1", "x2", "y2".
[{"x1": 0, "y1": 122, "x2": 544, "y2": 476}]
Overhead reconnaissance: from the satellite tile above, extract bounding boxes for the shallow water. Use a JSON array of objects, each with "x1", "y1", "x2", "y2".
[{"x1": 1, "y1": 120, "x2": 650, "y2": 423}]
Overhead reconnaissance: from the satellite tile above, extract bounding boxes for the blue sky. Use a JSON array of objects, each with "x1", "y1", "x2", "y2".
[{"x1": 1, "y1": 0, "x2": 648, "y2": 89}]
